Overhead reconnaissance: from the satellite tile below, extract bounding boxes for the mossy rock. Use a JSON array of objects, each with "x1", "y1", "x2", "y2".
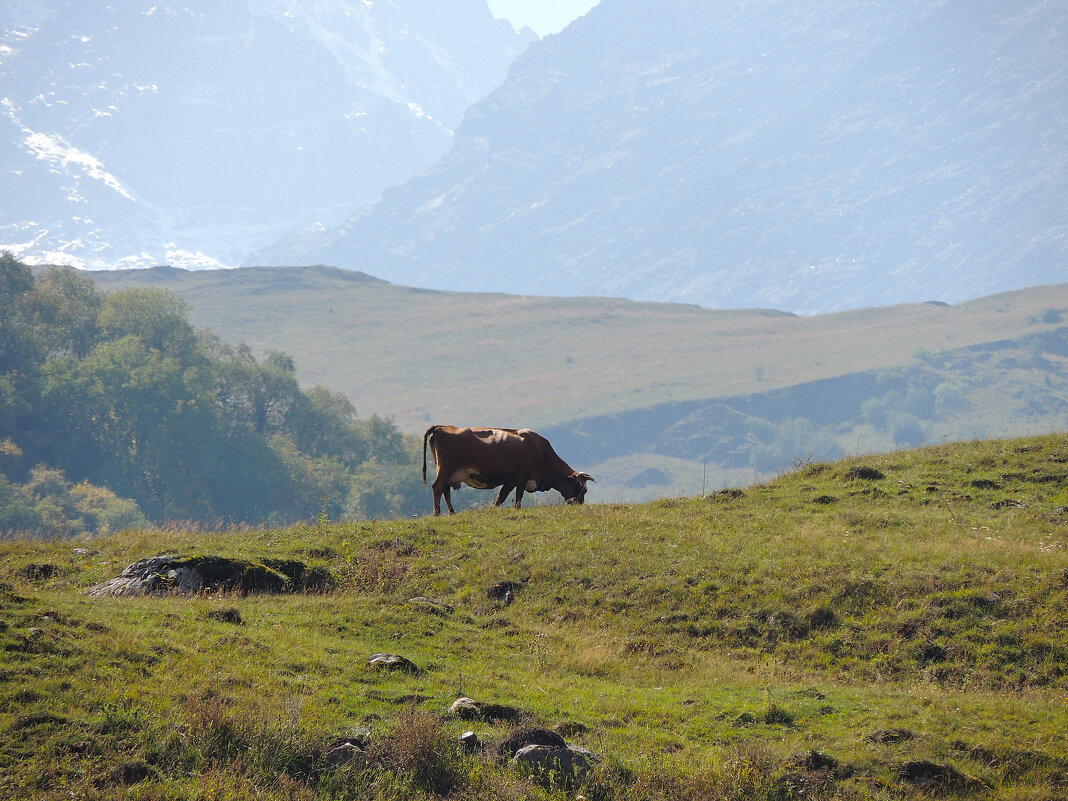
[
  {"x1": 87, "y1": 554, "x2": 334, "y2": 597},
  {"x1": 165, "y1": 555, "x2": 289, "y2": 593}
]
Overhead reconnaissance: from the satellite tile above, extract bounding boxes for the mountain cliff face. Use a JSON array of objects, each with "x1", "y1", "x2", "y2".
[
  {"x1": 0, "y1": 0, "x2": 534, "y2": 270},
  {"x1": 278, "y1": 0, "x2": 1067, "y2": 314}
]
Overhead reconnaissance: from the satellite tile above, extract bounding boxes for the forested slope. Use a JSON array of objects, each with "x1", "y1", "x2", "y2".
[{"x1": 1, "y1": 254, "x2": 422, "y2": 536}]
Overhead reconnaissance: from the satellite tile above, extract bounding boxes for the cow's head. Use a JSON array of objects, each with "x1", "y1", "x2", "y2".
[{"x1": 562, "y1": 471, "x2": 595, "y2": 504}]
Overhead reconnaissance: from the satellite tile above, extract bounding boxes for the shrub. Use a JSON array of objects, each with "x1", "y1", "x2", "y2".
[{"x1": 372, "y1": 709, "x2": 463, "y2": 796}]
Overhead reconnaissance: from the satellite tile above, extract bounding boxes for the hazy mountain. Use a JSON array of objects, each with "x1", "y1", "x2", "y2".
[
  {"x1": 0, "y1": 0, "x2": 535, "y2": 270},
  {"x1": 266, "y1": 0, "x2": 1068, "y2": 314}
]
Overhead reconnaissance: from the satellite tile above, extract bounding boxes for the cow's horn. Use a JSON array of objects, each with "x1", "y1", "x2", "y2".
[{"x1": 577, "y1": 472, "x2": 595, "y2": 482}]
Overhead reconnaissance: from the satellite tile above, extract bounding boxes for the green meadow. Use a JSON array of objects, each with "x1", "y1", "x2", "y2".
[
  {"x1": 2, "y1": 433, "x2": 1067, "y2": 799},
  {"x1": 87, "y1": 267, "x2": 1068, "y2": 432}
]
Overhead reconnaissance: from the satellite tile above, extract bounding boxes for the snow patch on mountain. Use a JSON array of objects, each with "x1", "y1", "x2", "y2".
[
  {"x1": 22, "y1": 129, "x2": 135, "y2": 202},
  {"x1": 1, "y1": 0, "x2": 534, "y2": 271}
]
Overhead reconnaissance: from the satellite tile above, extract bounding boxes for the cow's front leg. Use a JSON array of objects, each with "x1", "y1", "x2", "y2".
[
  {"x1": 513, "y1": 484, "x2": 524, "y2": 509},
  {"x1": 493, "y1": 483, "x2": 515, "y2": 507}
]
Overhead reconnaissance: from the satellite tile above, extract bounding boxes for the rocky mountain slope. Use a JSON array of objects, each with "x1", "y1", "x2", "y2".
[
  {"x1": 267, "y1": 0, "x2": 1068, "y2": 314},
  {"x1": 0, "y1": 0, "x2": 534, "y2": 270}
]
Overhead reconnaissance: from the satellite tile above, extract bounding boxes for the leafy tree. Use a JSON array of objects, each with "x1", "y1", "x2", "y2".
[
  {"x1": 349, "y1": 450, "x2": 428, "y2": 520},
  {"x1": 360, "y1": 414, "x2": 407, "y2": 464},
  {"x1": 24, "y1": 465, "x2": 87, "y2": 537},
  {"x1": 0, "y1": 253, "x2": 41, "y2": 441},
  {"x1": 288, "y1": 385, "x2": 367, "y2": 465},
  {"x1": 0, "y1": 374, "x2": 19, "y2": 441},
  {"x1": 0, "y1": 255, "x2": 426, "y2": 530},
  {"x1": 215, "y1": 344, "x2": 302, "y2": 436},
  {"x1": 934, "y1": 381, "x2": 969, "y2": 417},
  {"x1": 0, "y1": 252, "x2": 36, "y2": 372},
  {"x1": 97, "y1": 288, "x2": 199, "y2": 358},
  {"x1": 0, "y1": 463, "x2": 148, "y2": 538},
  {"x1": 0, "y1": 472, "x2": 40, "y2": 535},
  {"x1": 890, "y1": 414, "x2": 927, "y2": 448},
  {"x1": 38, "y1": 333, "x2": 220, "y2": 519},
  {"x1": 29, "y1": 266, "x2": 102, "y2": 358},
  {"x1": 68, "y1": 481, "x2": 148, "y2": 535}
]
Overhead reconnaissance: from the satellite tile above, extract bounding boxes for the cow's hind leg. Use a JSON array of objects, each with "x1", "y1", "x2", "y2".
[
  {"x1": 493, "y1": 483, "x2": 515, "y2": 508},
  {"x1": 432, "y1": 477, "x2": 456, "y2": 516}
]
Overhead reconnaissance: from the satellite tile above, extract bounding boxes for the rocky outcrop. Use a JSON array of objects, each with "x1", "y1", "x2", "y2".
[
  {"x1": 513, "y1": 743, "x2": 597, "y2": 785},
  {"x1": 367, "y1": 653, "x2": 419, "y2": 674},
  {"x1": 447, "y1": 696, "x2": 523, "y2": 723},
  {"x1": 86, "y1": 555, "x2": 332, "y2": 597}
]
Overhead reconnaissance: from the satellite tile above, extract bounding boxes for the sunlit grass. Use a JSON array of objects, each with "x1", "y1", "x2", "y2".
[
  {"x1": 2, "y1": 433, "x2": 1067, "y2": 798},
  {"x1": 89, "y1": 268, "x2": 1068, "y2": 431}
]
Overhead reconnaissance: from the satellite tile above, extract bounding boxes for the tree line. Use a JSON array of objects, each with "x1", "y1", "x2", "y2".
[{"x1": 0, "y1": 253, "x2": 424, "y2": 537}]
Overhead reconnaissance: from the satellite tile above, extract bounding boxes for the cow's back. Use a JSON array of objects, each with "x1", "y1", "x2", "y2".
[
  {"x1": 465, "y1": 428, "x2": 529, "y2": 471},
  {"x1": 430, "y1": 426, "x2": 527, "y2": 467},
  {"x1": 470, "y1": 427, "x2": 519, "y2": 447}
]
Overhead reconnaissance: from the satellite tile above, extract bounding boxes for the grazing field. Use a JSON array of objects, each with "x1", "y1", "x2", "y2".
[
  {"x1": 86, "y1": 266, "x2": 1068, "y2": 432},
  {"x1": 2, "y1": 434, "x2": 1067, "y2": 799}
]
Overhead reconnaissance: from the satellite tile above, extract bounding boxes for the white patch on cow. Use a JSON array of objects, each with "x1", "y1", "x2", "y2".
[
  {"x1": 450, "y1": 467, "x2": 491, "y2": 489},
  {"x1": 473, "y1": 428, "x2": 512, "y2": 446}
]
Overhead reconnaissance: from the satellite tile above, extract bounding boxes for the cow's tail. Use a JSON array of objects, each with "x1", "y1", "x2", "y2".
[{"x1": 422, "y1": 426, "x2": 437, "y2": 485}]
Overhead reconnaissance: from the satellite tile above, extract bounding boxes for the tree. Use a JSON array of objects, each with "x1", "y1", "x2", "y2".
[
  {"x1": 934, "y1": 381, "x2": 969, "y2": 417},
  {"x1": 29, "y1": 267, "x2": 102, "y2": 359},
  {"x1": 39, "y1": 334, "x2": 220, "y2": 519},
  {"x1": 361, "y1": 414, "x2": 407, "y2": 465},
  {"x1": 215, "y1": 345, "x2": 302, "y2": 436},
  {"x1": 0, "y1": 252, "x2": 35, "y2": 363},
  {"x1": 747, "y1": 417, "x2": 843, "y2": 475},
  {"x1": 0, "y1": 473, "x2": 40, "y2": 536},
  {"x1": 287, "y1": 385, "x2": 366, "y2": 466},
  {"x1": 0, "y1": 254, "x2": 426, "y2": 528},
  {"x1": 97, "y1": 288, "x2": 199, "y2": 358},
  {"x1": 0, "y1": 253, "x2": 41, "y2": 441}
]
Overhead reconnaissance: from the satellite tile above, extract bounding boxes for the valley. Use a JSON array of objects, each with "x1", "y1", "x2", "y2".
[{"x1": 88, "y1": 266, "x2": 1068, "y2": 502}]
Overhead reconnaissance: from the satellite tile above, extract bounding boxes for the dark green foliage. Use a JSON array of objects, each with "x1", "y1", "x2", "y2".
[
  {"x1": 0, "y1": 253, "x2": 420, "y2": 534},
  {"x1": 0, "y1": 457, "x2": 148, "y2": 538}
]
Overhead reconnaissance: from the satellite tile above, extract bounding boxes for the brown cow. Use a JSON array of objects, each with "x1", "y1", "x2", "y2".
[{"x1": 422, "y1": 425, "x2": 594, "y2": 515}]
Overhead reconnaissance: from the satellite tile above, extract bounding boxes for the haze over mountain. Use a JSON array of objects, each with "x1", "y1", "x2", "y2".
[
  {"x1": 260, "y1": 0, "x2": 1068, "y2": 314},
  {"x1": 0, "y1": 0, "x2": 534, "y2": 270}
]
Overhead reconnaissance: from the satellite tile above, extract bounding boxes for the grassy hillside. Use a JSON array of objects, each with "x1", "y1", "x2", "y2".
[
  {"x1": 2, "y1": 434, "x2": 1066, "y2": 799},
  {"x1": 551, "y1": 325, "x2": 1068, "y2": 502},
  {"x1": 87, "y1": 267, "x2": 1068, "y2": 432}
]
